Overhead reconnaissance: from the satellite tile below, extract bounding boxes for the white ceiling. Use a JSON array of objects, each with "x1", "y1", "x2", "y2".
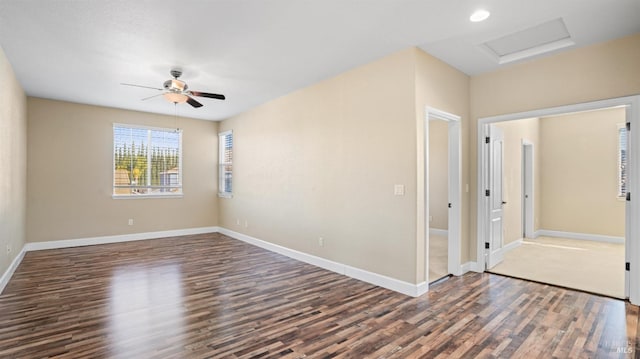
[{"x1": 0, "y1": 0, "x2": 638, "y2": 121}]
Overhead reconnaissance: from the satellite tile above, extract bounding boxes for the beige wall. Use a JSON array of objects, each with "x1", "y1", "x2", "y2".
[
  {"x1": 27, "y1": 98, "x2": 219, "y2": 243},
  {"x1": 415, "y1": 49, "x2": 471, "y2": 277},
  {"x1": 494, "y1": 118, "x2": 540, "y2": 244},
  {"x1": 218, "y1": 49, "x2": 419, "y2": 283},
  {"x1": 470, "y1": 33, "x2": 640, "y2": 260},
  {"x1": 539, "y1": 107, "x2": 626, "y2": 236},
  {"x1": 218, "y1": 48, "x2": 470, "y2": 284},
  {"x1": 428, "y1": 119, "x2": 448, "y2": 230},
  {"x1": 0, "y1": 46, "x2": 27, "y2": 276}
]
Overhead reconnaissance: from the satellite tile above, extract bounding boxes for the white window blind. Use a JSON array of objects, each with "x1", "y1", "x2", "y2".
[
  {"x1": 218, "y1": 130, "x2": 233, "y2": 197},
  {"x1": 618, "y1": 124, "x2": 628, "y2": 198},
  {"x1": 113, "y1": 124, "x2": 183, "y2": 197}
]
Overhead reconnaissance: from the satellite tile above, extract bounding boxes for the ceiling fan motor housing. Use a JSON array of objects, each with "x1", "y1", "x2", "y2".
[{"x1": 164, "y1": 79, "x2": 187, "y2": 92}]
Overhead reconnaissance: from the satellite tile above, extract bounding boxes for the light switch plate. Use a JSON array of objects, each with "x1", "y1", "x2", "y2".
[{"x1": 394, "y1": 184, "x2": 405, "y2": 196}]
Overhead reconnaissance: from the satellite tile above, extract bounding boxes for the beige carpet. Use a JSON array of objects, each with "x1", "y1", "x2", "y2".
[
  {"x1": 429, "y1": 234, "x2": 448, "y2": 282},
  {"x1": 489, "y1": 236, "x2": 625, "y2": 298}
]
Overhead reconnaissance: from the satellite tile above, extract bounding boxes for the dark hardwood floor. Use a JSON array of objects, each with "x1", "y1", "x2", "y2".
[{"x1": 0, "y1": 232, "x2": 638, "y2": 358}]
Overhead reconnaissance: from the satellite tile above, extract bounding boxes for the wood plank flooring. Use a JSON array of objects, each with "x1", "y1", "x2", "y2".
[{"x1": 0, "y1": 232, "x2": 638, "y2": 358}]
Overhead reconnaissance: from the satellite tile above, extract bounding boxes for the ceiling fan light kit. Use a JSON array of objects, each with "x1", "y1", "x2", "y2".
[
  {"x1": 122, "y1": 69, "x2": 225, "y2": 108},
  {"x1": 163, "y1": 92, "x2": 188, "y2": 103}
]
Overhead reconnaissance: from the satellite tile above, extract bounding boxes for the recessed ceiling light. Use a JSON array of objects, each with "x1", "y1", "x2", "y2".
[{"x1": 470, "y1": 9, "x2": 490, "y2": 22}]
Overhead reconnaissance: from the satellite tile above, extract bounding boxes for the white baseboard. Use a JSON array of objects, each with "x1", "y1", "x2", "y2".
[
  {"x1": 1, "y1": 226, "x2": 220, "y2": 295},
  {"x1": 503, "y1": 238, "x2": 523, "y2": 253},
  {"x1": 343, "y1": 264, "x2": 428, "y2": 297},
  {"x1": 0, "y1": 246, "x2": 27, "y2": 295},
  {"x1": 449, "y1": 266, "x2": 462, "y2": 276},
  {"x1": 462, "y1": 261, "x2": 482, "y2": 273},
  {"x1": 429, "y1": 228, "x2": 448, "y2": 237},
  {"x1": 24, "y1": 226, "x2": 220, "y2": 251},
  {"x1": 216, "y1": 227, "x2": 344, "y2": 274},
  {"x1": 415, "y1": 281, "x2": 430, "y2": 296},
  {"x1": 3, "y1": 225, "x2": 435, "y2": 298},
  {"x1": 536, "y1": 229, "x2": 624, "y2": 244},
  {"x1": 218, "y1": 227, "x2": 426, "y2": 297}
]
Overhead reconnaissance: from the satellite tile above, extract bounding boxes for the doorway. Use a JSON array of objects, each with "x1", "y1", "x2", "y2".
[
  {"x1": 425, "y1": 107, "x2": 461, "y2": 284},
  {"x1": 428, "y1": 118, "x2": 449, "y2": 281},
  {"x1": 476, "y1": 95, "x2": 640, "y2": 304},
  {"x1": 522, "y1": 141, "x2": 534, "y2": 239}
]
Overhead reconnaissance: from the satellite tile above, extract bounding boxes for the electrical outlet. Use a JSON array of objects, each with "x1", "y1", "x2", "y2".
[
  {"x1": 236, "y1": 218, "x2": 240, "y2": 225},
  {"x1": 318, "y1": 237, "x2": 324, "y2": 247},
  {"x1": 128, "y1": 219, "x2": 134, "y2": 226},
  {"x1": 244, "y1": 220, "x2": 249, "y2": 228}
]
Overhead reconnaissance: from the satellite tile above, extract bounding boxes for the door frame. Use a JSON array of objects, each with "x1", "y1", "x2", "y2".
[
  {"x1": 522, "y1": 140, "x2": 535, "y2": 239},
  {"x1": 425, "y1": 107, "x2": 462, "y2": 282},
  {"x1": 476, "y1": 95, "x2": 640, "y2": 305}
]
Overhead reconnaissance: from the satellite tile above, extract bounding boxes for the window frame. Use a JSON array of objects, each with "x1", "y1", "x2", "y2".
[
  {"x1": 218, "y1": 130, "x2": 233, "y2": 198},
  {"x1": 112, "y1": 123, "x2": 183, "y2": 199}
]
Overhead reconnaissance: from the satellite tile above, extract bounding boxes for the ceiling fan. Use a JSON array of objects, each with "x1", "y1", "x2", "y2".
[{"x1": 121, "y1": 69, "x2": 225, "y2": 108}]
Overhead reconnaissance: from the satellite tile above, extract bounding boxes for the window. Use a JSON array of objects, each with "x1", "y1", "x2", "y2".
[
  {"x1": 113, "y1": 124, "x2": 182, "y2": 197},
  {"x1": 618, "y1": 124, "x2": 628, "y2": 198},
  {"x1": 218, "y1": 130, "x2": 233, "y2": 197}
]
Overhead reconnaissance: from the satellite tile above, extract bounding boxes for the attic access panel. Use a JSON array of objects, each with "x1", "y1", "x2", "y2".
[{"x1": 481, "y1": 18, "x2": 575, "y2": 64}]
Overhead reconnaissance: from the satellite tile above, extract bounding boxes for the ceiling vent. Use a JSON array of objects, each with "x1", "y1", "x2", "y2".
[{"x1": 481, "y1": 18, "x2": 574, "y2": 64}]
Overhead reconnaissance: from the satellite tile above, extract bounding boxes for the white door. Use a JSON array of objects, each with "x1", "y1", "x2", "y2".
[
  {"x1": 522, "y1": 143, "x2": 534, "y2": 239},
  {"x1": 487, "y1": 125, "x2": 505, "y2": 269},
  {"x1": 447, "y1": 118, "x2": 462, "y2": 276}
]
